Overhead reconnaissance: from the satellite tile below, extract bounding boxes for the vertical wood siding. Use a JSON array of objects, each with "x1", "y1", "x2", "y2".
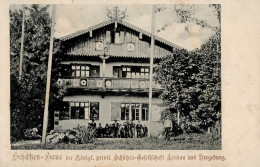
[{"x1": 65, "y1": 26, "x2": 172, "y2": 58}]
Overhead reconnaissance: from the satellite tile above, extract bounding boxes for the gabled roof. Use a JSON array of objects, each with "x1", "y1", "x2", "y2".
[{"x1": 59, "y1": 20, "x2": 184, "y2": 50}]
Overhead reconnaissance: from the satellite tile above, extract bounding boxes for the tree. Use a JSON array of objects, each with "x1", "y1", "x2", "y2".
[
  {"x1": 155, "y1": 50, "x2": 204, "y2": 131},
  {"x1": 10, "y1": 5, "x2": 64, "y2": 142},
  {"x1": 154, "y1": 4, "x2": 221, "y2": 133}
]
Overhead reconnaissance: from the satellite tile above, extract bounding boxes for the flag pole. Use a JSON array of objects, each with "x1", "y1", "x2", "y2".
[
  {"x1": 148, "y1": 5, "x2": 155, "y2": 137},
  {"x1": 42, "y1": 5, "x2": 56, "y2": 144},
  {"x1": 19, "y1": 4, "x2": 25, "y2": 81}
]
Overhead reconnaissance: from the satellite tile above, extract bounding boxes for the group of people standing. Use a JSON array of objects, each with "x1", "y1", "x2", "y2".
[{"x1": 88, "y1": 120, "x2": 148, "y2": 138}]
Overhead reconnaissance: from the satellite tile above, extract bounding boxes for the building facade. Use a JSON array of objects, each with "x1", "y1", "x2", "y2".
[{"x1": 53, "y1": 18, "x2": 183, "y2": 136}]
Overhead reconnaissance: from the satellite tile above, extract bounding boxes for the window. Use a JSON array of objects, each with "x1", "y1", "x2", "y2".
[
  {"x1": 90, "y1": 65, "x2": 100, "y2": 77},
  {"x1": 122, "y1": 67, "x2": 131, "y2": 78},
  {"x1": 113, "y1": 66, "x2": 122, "y2": 78},
  {"x1": 121, "y1": 66, "x2": 150, "y2": 79},
  {"x1": 70, "y1": 102, "x2": 99, "y2": 120},
  {"x1": 142, "y1": 104, "x2": 149, "y2": 121},
  {"x1": 121, "y1": 103, "x2": 130, "y2": 120},
  {"x1": 107, "y1": 31, "x2": 124, "y2": 44},
  {"x1": 90, "y1": 102, "x2": 99, "y2": 120},
  {"x1": 141, "y1": 67, "x2": 149, "y2": 79},
  {"x1": 71, "y1": 65, "x2": 90, "y2": 77},
  {"x1": 131, "y1": 103, "x2": 140, "y2": 120},
  {"x1": 119, "y1": 103, "x2": 149, "y2": 121}
]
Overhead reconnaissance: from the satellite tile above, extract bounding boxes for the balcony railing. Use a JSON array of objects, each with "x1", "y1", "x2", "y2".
[{"x1": 56, "y1": 77, "x2": 162, "y2": 90}]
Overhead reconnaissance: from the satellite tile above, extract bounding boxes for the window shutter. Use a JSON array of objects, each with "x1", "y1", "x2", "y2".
[
  {"x1": 111, "y1": 102, "x2": 121, "y2": 121},
  {"x1": 106, "y1": 31, "x2": 111, "y2": 43},
  {"x1": 115, "y1": 32, "x2": 120, "y2": 44},
  {"x1": 120, "y1": 31, "x2": 125, "y2": 43}
]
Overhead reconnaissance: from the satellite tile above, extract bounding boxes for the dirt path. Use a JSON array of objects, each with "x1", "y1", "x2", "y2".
[{"x1": 11, "y1": 139, "x2": 41, "y2": 146}]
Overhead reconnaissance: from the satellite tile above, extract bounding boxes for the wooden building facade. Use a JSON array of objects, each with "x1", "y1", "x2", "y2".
[{"x1": 53, "y1": 19, "x2": 183, "y2": 136}]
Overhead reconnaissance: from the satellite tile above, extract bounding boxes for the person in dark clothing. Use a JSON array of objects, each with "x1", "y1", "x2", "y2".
[
  {"x1": 129, "y1": 120, "x2": 135, "y2": 138},
  {"x1": 104, "y1": 124, "x2": 110, "y2": 138},
  {"x1": 123, "y1": 120, "x2": 129, "y2": 138},
  {"x1": 113, "y1": 119, "x2": 119, "y2": 138},
  {"x1": 96, "y1": 123, "x2": 103, "y2": 138},
  {"x1": 136, "y1": 121, "x2": 142, "y2": 138},
  {"x1": 90, "y1": 119, "x2": 96, "y2": 129},
  {"x1": 142, "y1": 124, "x2": 148, "y2": 137},
  {"x1": 119, "y1": 124, "x2": 124, "y2": 138}
]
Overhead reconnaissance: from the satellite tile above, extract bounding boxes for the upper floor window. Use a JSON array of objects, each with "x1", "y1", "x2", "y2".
[
  {"x1": 113, "y1": 66, "x2": 150, "y2": 79},
  {"x1": 72, "y1": 65, "x2": 90, "y2": 77},
  {"x1": 71, "y1": 64, "x2": 100, "y2": 78}
]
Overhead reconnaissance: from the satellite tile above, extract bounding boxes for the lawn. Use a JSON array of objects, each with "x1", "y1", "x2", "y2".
[{"x1": 11, "y1": 133, "x2": 221, "y2": 150}]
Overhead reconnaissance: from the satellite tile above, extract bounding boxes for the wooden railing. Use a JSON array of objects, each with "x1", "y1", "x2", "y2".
[{"x1": 56, "y1": 77, "x2": 162, "y2": 90}]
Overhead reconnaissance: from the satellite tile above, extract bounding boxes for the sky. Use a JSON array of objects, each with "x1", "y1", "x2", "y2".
[{"x1": 10, "y1": 4, "x2": 220, "y2": 51}]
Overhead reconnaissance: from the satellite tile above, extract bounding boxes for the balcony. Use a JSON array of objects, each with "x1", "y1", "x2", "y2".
[{"x1": 56, "y1": 77, "x2": 162, "y2": 91}]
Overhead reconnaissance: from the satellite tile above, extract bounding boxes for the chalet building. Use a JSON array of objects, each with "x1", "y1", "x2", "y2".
[{"x1": 53, "y1": 10, "x2": 184, "y2": 136}]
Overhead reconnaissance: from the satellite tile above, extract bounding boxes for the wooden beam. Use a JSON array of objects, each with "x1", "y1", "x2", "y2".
[
  {"x1": 148, "y1": 5, "x2": 155, "y2": 138},
  {"x1": 42, "y1": 5, "x2": 56, "y2": 144},
  {"x1": 139, "y1": 32, "x2": 143, "y2": 40},
  {"x1": 115, "y1": 21, "x2": 118, "y2": 29}
]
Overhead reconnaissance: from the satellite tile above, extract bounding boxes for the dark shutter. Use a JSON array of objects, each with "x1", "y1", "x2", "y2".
[{"x1": 111, "y1": 102, "x2": 121, "y2": 121}]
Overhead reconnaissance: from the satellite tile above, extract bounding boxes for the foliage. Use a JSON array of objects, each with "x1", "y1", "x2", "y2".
[
  {"x1": 10, "y1": 5, "x2": 64, "y2": 142},
  {"x1": 156, "y1": 4, "x2": 221, "y2": 33},
  {"x1": 155, "y1": 45, "x2": 220, "y2": 133},
  {"x1": 154, "y1": 4, "x2": 221, "y2": 133},
  {"x1": 76, "y1": 125, "x2": 97, "y2": 143}
]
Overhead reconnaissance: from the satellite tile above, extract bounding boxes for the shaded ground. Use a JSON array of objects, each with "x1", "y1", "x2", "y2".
[{"x1": 11, "y1": 133, "x2": 221, "y2": 150}]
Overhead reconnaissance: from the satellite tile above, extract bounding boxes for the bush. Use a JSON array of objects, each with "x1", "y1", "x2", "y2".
[{"x1": 46, "y1": 125, "x2": 96, "y2": 144}]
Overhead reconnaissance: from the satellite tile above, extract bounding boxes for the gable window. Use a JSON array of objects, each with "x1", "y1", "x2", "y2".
[
  {"x1": 70, "y1": 102, "x2": 99, "y2": 120},
  {"x1": 107, "y1": 31, "x2": 124, "y2": 44}
]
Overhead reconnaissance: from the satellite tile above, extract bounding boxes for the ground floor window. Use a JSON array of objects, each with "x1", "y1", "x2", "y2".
[
  {"x1": 142, "y1": 104, "x2": 149, "y2": 121},
  {"x1": 121, "y1": 103, "x2": 130, "y2": 120},
  {"x1": 131, "y1": 103, "x2": 140, "y2": 120},
  {"x1": 120, "y1": 103, "x2": 148, "y2": 121},
  {"x1": 70, "y1": 102, "x2": 99, "y2": 120}
]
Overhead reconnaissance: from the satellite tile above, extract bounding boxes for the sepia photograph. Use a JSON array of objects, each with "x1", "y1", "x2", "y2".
[{"x1": 10, "y1": 4, "x2": 221, "y2": 150}]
